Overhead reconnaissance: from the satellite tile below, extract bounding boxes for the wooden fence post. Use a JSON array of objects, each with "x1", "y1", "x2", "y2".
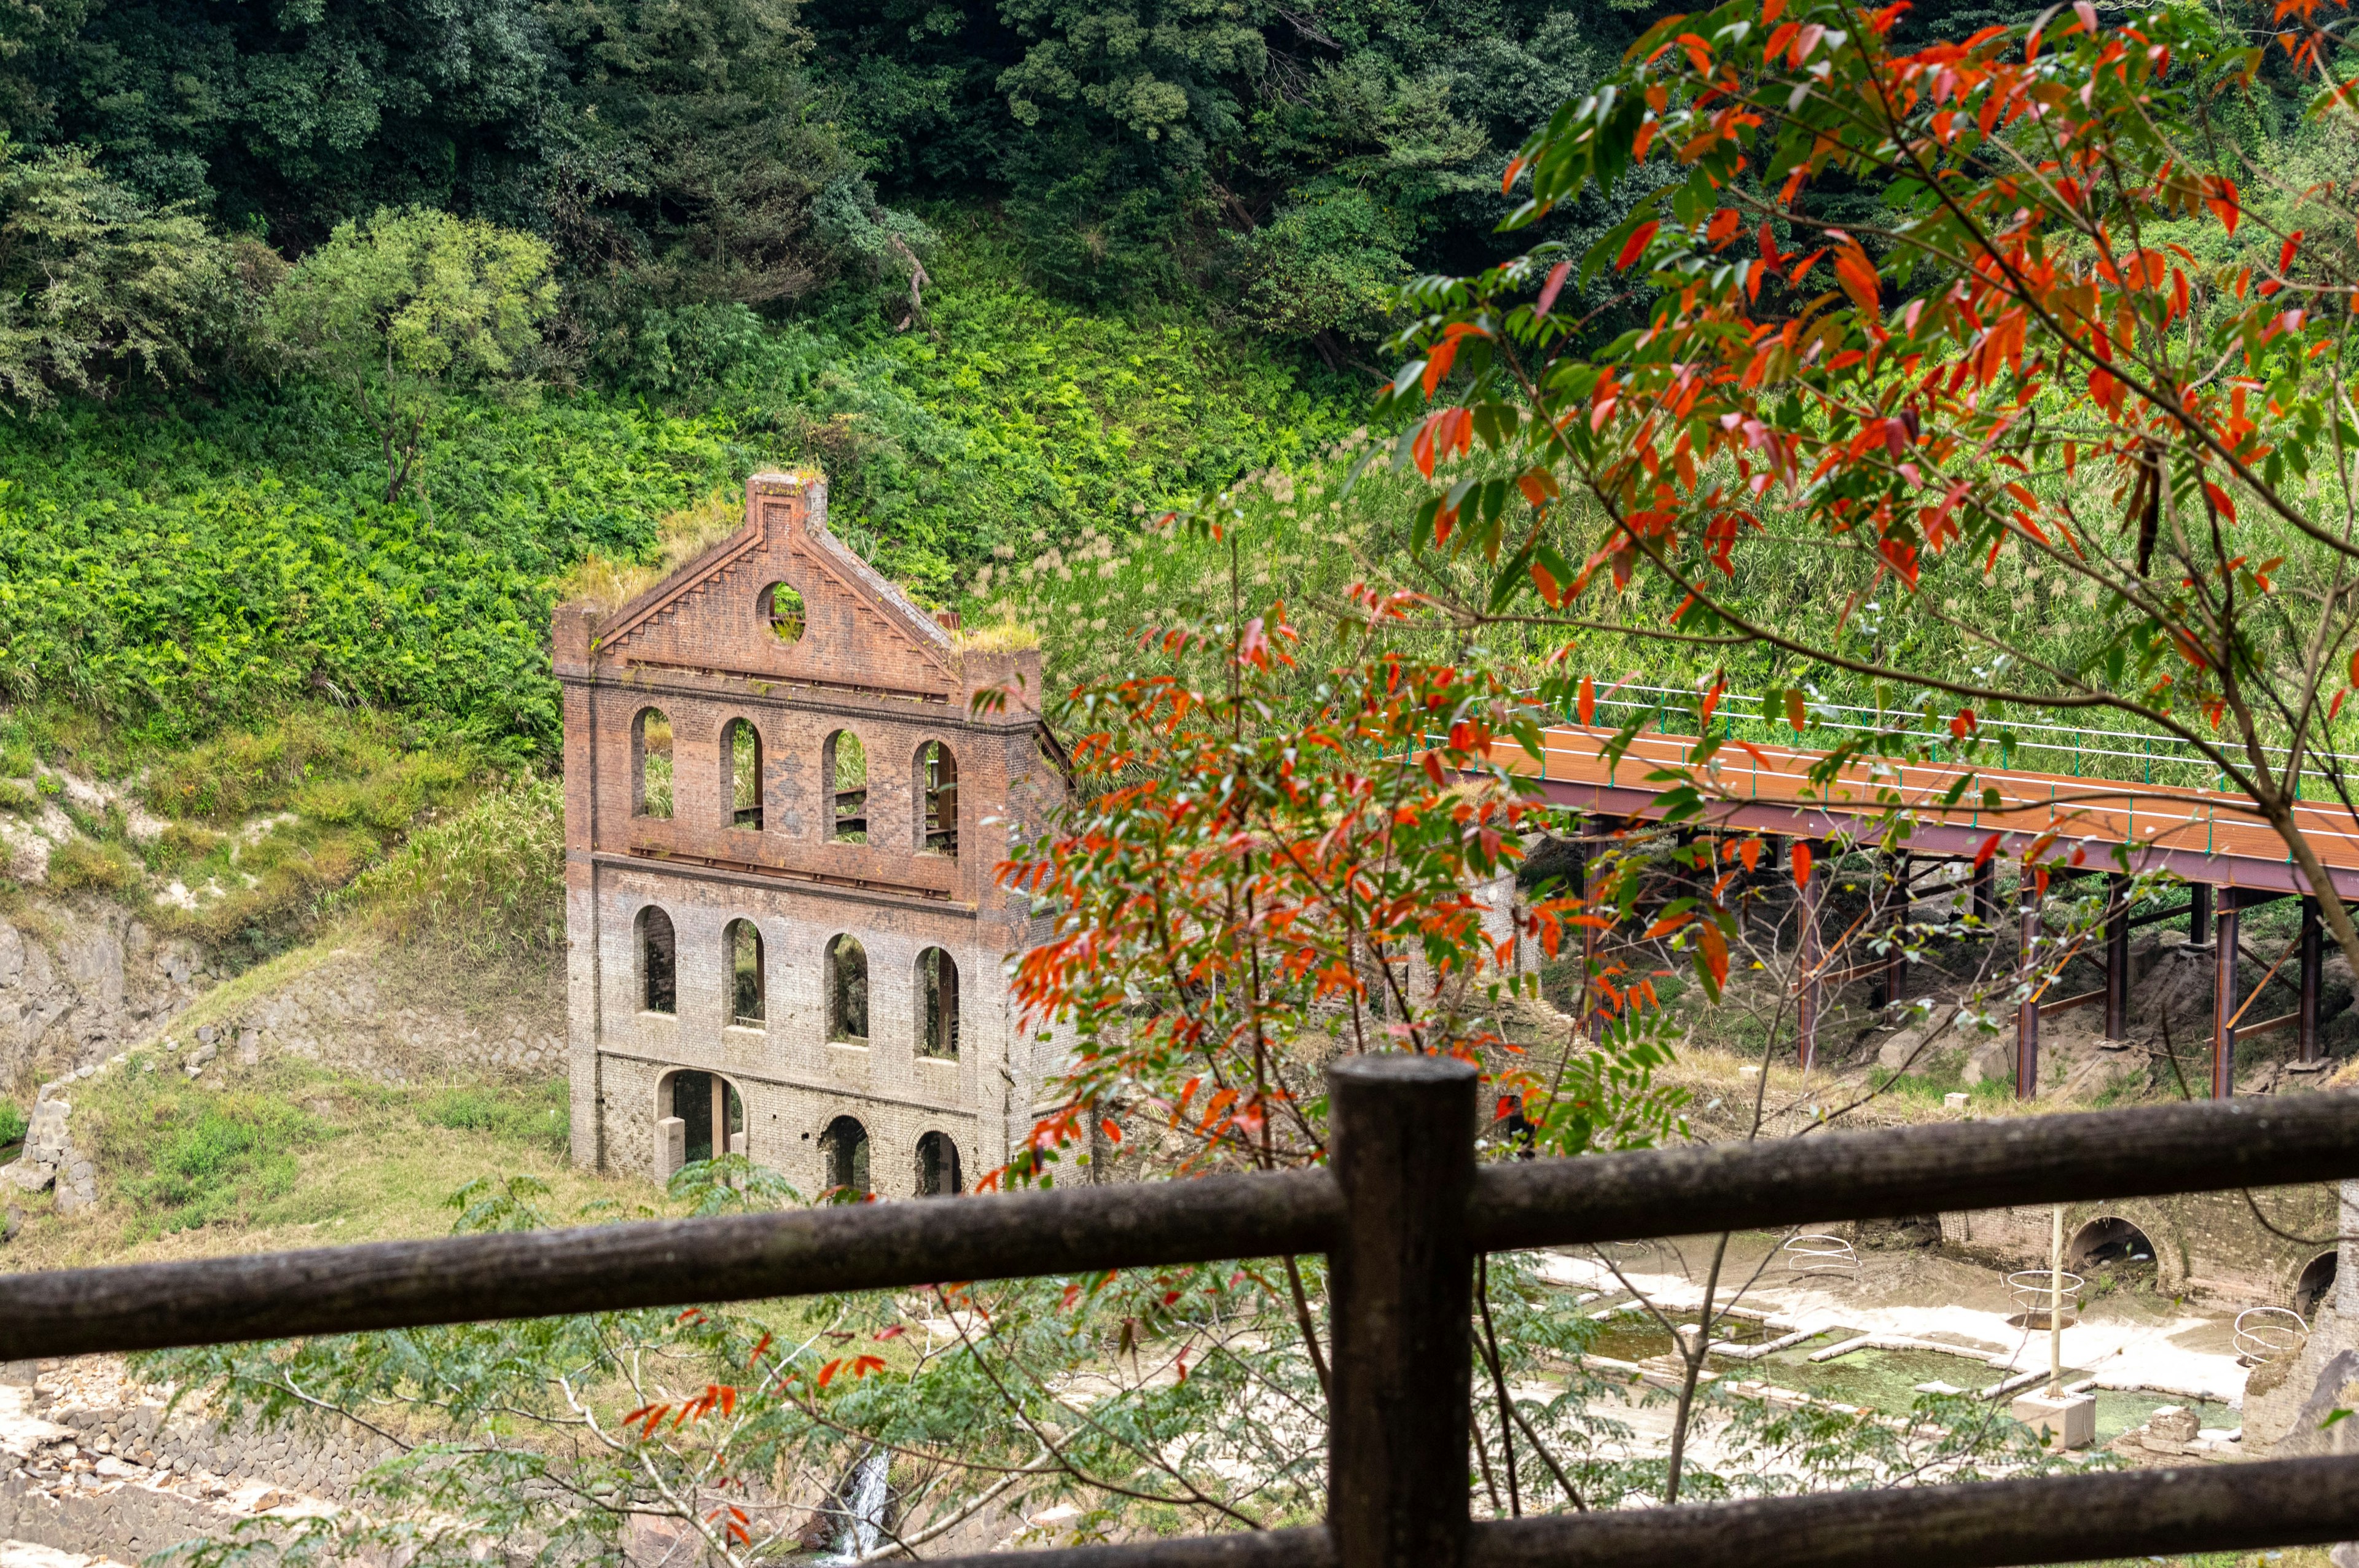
[{"x1": 1328, "y1": 1054, "x2": 1476, "y2": 1568}]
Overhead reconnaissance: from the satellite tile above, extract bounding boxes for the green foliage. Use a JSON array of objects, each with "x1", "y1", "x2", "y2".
[
  {"x1": 0, "y1": 1097, "x2": 25, "y2": 1150},
  {"x1": 0, "y1": 0, "x2": 886, "y2": 334},
  {"x1": 420, "y1": 1083, "x2": 567, "y2": 1153},
  {"x1": 130, "y1": 708, "x2": 477, "y2": 957},
  {"x1": 45, "y1": 835, "x2": 140, "y2": 892},
  {"x1": 117, "y1": 1092, "x2": 324, "y2": 1235},
  {"x1": 1230, "y1": 187, "x2": 1414, "y2": 345},
  {"x1": 0, "y1": 384, "x2": 743, "y2": 748},
  {"x1": 273, "y1": 209, "x2": 557, "y2": 503},
  {"x1": 334, "y1": 773, "x2": 565, "y2": 961},
  {"x1": 0, "y1": 137, "x2": 236, "y2": 408},
  {"x1": 639, "y1": 218, "x2": 1364, "y2": 597}
]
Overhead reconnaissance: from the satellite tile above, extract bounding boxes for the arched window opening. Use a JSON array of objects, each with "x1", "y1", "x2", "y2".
[
  {"x1": 822, "y1": 1115, "x2": 870, "y2": 1195},
  {"x1": 918, "y1": 741, "x2": 958, "y2": 856},
  {"x1": 726, "y1": 918, "x2": 764, "y2": 1028},
  {"x1": 668, "y1": 1070, "x2": 744, "y2": 1164},
  {"x1": 635, "y1": 709, "x2": 674, "y2": 820},
  {"x1": 918, "y1": 948, "x2": 959, "y2": 1059},
  {"x1": 916, "y1": 1131, "x2": 963, "y2": 1197},
  {"x1": 826, "y1": 935, "x2": 869, "y2": 1042},
  {"x1": 826, "y1": 730, "x2": 868, "y2": 842},
  {"x1": 760, "y1": 582, "x2": 805, "y2": 643},
  {"x1": 724, "y1": 718, "x2": 762, "y2": 830},
  {"x1": 2298, "y1": 1252, "x2": 2339, "y2": 1319},
  {"x1": 638, "y1": 907, "x2": 676, "y2": 1015},
  {"x1": 2067, "y1": 1217, "x2": 2156, "y2": 1274}
]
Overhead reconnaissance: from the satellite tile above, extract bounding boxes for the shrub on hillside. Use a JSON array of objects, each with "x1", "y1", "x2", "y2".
[
  {"x1": 334, "y1": 773, "x2": 563, "y2": 961},
  {"x1": 273, "y1": 209, "x2": 558, "y2": 505}
]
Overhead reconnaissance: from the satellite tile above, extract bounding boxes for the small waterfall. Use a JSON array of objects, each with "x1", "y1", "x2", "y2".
[{"x1": 823, "y1": 1449, "x2": 890, "y2": 1562}]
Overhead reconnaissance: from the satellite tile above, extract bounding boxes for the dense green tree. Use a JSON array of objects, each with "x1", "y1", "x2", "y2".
[
  {"x1": 805, "y1": 0, "x2": 1661, "y2": 345},
  {"x1": 272, "y1": 208, "x2": 555, "y2": 502},
  {"x1": 0, "y1": 135, "x2": 235, "y2": 407}
]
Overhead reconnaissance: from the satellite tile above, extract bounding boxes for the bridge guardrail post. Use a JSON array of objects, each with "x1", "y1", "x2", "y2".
[{"x1": 1328, "y1": 1054, "x2": 1476, "y2": 1568}]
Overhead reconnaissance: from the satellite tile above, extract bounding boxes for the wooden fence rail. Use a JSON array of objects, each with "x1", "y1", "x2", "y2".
[{"x1": 6, "y1": 1057, "x2": 2359, "y2": 1566}]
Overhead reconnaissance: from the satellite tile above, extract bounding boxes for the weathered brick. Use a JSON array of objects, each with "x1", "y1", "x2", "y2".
[{"x1": 555, "y1": 472, "x2": 1070, "y2": 1196}]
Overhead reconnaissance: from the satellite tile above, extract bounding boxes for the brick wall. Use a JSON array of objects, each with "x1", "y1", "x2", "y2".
[{"x1": 555, "y1": 472, "x2": 1068, "y2": 1193}]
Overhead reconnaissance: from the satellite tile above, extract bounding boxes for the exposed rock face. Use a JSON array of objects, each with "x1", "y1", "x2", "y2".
[{"x1": 0, "y1": 902, "x2": 209, "y2": 1096}]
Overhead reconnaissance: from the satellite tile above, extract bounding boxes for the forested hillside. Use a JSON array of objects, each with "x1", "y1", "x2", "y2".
[{"x1": 0, "y1": 0, "x2": 2338, "y2": 961}]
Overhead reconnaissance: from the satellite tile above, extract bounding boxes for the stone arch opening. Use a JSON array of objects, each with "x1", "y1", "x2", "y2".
[
  {"x1": 664, "y1": 1069, "x2": 743, "y2": 1165},
  {"x1": 634, "y1": 708, "x2": 674, "y2": 819},
  {"x1": 917, "y1": 947, "x2": 959, "y2": 1059},
  {"x1": 917, "y1": 740, "x2": 958, "y2": 856},
  {"x1": 825, "y1": 730, "x2": 868, "y2": 842},
  {"x1": 823, "y1": 1115, "x2": 870, "y2": 1195},
  {"x1": 638, "y1": 906, "x2": 676, "y2": 1015},
  {"x1": 724, "y1": 717, "x2": 763, "y2": 830},
  {"x1": 916, "y1": 1131, "x2": 963, "y2": 1196},
  {"x1": 2068, "y1": 1216, "x2": 2156, "y2": 1273},
  {"x1": 826, "y1": 934, "x2": 869, "y2": 1042},
  {"x1": 760, "y1": 581, "x2": 805, "y2": 643},
  {"x1": 2298, "y1": 1251, "x2": 2339, "y2": 1319},
  {"x1": 726, "y1": 918, "x2": 764, "y2": 1028}
]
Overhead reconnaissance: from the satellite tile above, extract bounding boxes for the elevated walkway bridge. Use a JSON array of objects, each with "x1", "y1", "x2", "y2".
[{"x1": 1502, "y1": 685, "x2": 2359, "y2": 1102}]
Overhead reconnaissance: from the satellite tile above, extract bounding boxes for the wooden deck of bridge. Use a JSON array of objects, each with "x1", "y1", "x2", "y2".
[{"x1": 1502, "y1": 723, "x2": 2359, "y2": 1102}]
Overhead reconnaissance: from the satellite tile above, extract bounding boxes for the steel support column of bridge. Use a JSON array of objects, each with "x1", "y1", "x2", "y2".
[
  {"x1": 1881, "y1": 854, "x2": 1911, "y2": 1010},
  {"x1": 2302, "y1": 895, "x2": 2325, "y2": 1063},
  {"x1": 2105, "y1": 873, "x2": 2132, "y2": 1042},
  {"x1": 1797, "y1": 841, "x2": 1826, "y2": 1070},
  {"x1": 2215, "y1": 897, "x2": 2244, "y2": 1100},
  {"x1": 2204, "y1": 886, "x2": 2326, "y2": 1096},
  {"x1": 2016, "y1": 876, "x2": 2043, "y2": 1101}
]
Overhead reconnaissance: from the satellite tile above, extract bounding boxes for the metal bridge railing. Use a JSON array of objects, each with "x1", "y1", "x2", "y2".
[
  {"x1": 7, "y1": 1059, "x2": 2359, "y2": 1567},
  {"x1": 1572, "y1": 679, "x2": 2359, "y2": 800}
]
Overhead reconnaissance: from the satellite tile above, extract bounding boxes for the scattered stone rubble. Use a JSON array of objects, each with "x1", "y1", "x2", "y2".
[{"x1": 1, "y1": 1359, "x2": 363, "y2": 1566}]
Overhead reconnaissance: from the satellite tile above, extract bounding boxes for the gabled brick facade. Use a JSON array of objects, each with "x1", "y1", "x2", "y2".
[{"x1": 553, "y1": 470, "x2": 1065, "y2": 1196}]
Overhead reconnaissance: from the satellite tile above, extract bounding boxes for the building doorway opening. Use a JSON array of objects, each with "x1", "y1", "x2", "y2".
[
  {"x1": 670, "y1": 1071, "x2": 743, "y2": 1164},
  {"x1": 917, "y1": 1131, "x2": 962, "y2": 1196},
  {"x1": 823, "y1": 1116, "x2": 870, "y2": 1196}
]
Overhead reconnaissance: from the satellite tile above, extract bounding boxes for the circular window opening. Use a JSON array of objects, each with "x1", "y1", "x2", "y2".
[{"x1": 760, "y1": 582, "x2": 805, "y2": 642}]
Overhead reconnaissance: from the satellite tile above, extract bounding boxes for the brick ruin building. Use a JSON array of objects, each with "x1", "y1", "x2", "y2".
[{"x1": 552, "y1": 470, "x2": 1066, "y2": 1197}]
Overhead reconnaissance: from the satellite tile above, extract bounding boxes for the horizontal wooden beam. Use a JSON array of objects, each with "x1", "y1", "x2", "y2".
[
  {"x1": 6, "y1": 1096, "x2": 2359, "y2": 1361},
  {"x1": 1465, "y1": 1093, "x2": 2359, "y2": 1252},
  {"x1": 1467, "y1": 1453, "x2": 2359, "y2": 1567},
  {"x1": 0, "y1": 1171, "x2": 1343, "y2": 1361},
  {"x1": 920, "y1": 1454, "x2": 2359, "y2": 1568},
  {"x1": 2036, "y1": 987, "x2": 2105, "y2": 1017}
]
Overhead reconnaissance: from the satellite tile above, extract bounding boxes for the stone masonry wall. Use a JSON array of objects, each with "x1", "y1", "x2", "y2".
[
  {"x1": 1941, "y1": 1184, "x2": 2339, "y2": 1306},
  {"x1": 185, "y1": 942, "x2": 564, "y2": 1088}
]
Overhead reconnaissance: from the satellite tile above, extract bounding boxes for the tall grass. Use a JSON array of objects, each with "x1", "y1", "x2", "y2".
[
  {"x1": 557, "y1": 488, "x2": 748, "y2": 620},
  {"x1": 333, "y1": 773, "x2": 564, "y2": 962}
]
